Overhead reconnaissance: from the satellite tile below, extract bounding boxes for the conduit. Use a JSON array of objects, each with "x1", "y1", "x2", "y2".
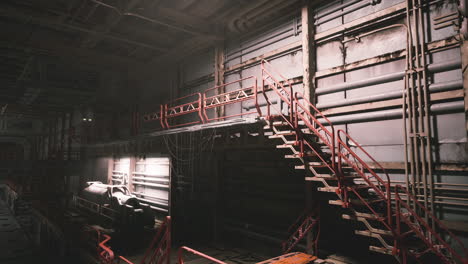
[
  {"x1": 315, "y1": 59, "x2": 461, "y2": 96},
  {"x1": 243, "y1": 79, "x2": 462, "y2": 111},
  {"x1": 316, "y1": 79, "x2": 463, "y2": 109},
  {"x1": 316, "y1": 100, "x2": 464, "y2": 125}
]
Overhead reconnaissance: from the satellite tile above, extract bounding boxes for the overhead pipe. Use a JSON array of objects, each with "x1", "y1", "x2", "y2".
[
  {"x1": 316, "y1": 100, "x2": 464, "y2": 125},
  {"x1": 315, "y1": 0, "x2": 381, "y2": 26},
  {"x1": 315, "y1": 0, "x2": 363, "y2": 20},
  {"x1": 316, "y1": 59, "x2": 461, "y2": 96},
  {"x1": 316, "y1": 79, "x2": 462, "y2": 109}
]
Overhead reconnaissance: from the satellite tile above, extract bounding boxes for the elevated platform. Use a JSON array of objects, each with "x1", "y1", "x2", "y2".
[{"x1": 90, "y1": 117, "x2": 264, "y2": 147}]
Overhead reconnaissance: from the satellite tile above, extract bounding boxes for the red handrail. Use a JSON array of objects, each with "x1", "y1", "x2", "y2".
[
  {"x1": 202, "y1": 76, "x2": 261, "y2": 122},
  {"x1": 86, "y1": 226, "x2": 115, "y2": 264},
  {"x1": 163, "y1": 93, "x2": 204, "y2": 128},
  {"x1": 261, "y1": 59, "x2": 295, "y2": 125},
  {"x1": 178, "y1": 246, "x2": 227, "y2": 264},
  {"x1": 141, "y1": 216, "x2": 171, "y2": 264},
  {"x1": 337, "y1": 129, "x2": 392, "y2": 229},
  {"x1": 294, "y1": 92, "x2": 336, "y2": 172},
  {"x1": 395, "y1": 185, "x2": 468, "y2": 263}
]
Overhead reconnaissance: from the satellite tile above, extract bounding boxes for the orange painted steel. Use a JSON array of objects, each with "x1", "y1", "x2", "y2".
[
  {"x1": 257, "y1": 252, "x2": 317, "y2": 264},
  {"x1": 178, "y1": 246, "x2": 227, "y2": 264}
]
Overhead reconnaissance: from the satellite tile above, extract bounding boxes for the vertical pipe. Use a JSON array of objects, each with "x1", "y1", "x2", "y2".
[
  {"x1": 68, "y1": 112, "x2": 73, "y2": 160},
  {"x1": 406, "y1": 0, "x2": 419, "y2": 212},
  {"x1": 417, "y1": 0, "x2": 435, "y2": 232},
  {"x1": 61, "y1": 112, "x2": 66, "y2": 160}
]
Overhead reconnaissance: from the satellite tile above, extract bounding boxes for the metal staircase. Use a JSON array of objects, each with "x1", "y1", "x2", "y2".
[
  {"x1": 141, "y1": 58, "x2": 467, "y2": 263},
  {"x1": 260, "y1": 59, "x2": 468, "y2": 263}
]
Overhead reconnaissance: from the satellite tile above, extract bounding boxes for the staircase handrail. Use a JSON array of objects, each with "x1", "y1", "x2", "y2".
[
  {"x1": 294, "y1": 92, "x2": 336, "y2": 172},
  {"x1": 337, "y1": 129, "x2": 392, "y2": 228},
  {"x1": 178, "y1": 246, "x2": 227, "y2": 264},
  {"x1": 261, "y1": 60, "x2": 295, "y2": 122},
  {"x1": 394, "y1": 185, "x2": 468, "y2": 263},
  {"x1": 141, "y1": 216, "x2": 171, "y2": 264}
]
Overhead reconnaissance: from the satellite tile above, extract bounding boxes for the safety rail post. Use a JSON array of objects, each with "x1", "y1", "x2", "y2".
[
  {"x1": 140, "y1": 216, "x2": 171, "y2": 264},
  {"x1": 202, "y1": 76, "x2": 261, "y2": 122},
  {"x1": 337, "y1": 129, "x2": 393, "y2": 229},
  {"x1": 261, "y1": 59, "x2": 295, "y2": 125},
  {"x1": 394, "y1": 185, "x2": 468, "y2": 263},
  {"x1": 163, "y1": 93, "x2": 205, "y2": 129},
  {"x1": 294, "y1": 92, "x2": 336, "y2": 173},
  {"x1": 160, "y1": 105, "x2": 165, "y2": 129},
  {"x1": 178, "y1": 246, "x2": 227, "y2": 264}
]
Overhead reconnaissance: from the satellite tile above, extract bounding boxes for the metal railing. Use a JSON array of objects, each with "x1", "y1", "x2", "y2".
[
  {"x1": 395, "y1": 185, "x2": 468, "y2": 263},
  {"x1": 163, "y1": 93, "x2": 204, "y2": 129},
  {"x1": 178, "y1": 246, "x2": 227, "y2": 264},
  {"x1": 337, "y1": 129, "x2": 393, "y2": 230},
  {"x1": 203, "y1": 76, "x2": 261, "y2": 122}
]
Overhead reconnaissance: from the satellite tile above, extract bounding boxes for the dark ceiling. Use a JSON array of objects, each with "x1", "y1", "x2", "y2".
[{"x1": 0, "y1": 0, "x2": 301, "y2": 117}]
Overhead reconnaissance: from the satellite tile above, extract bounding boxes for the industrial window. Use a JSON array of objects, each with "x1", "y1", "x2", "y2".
[
  {"x1": 132, "y1": 156, "x2": 171, "y2": 214},
  {"x1": 111, "y1": 157, "x2": 130, "y2": 186}
]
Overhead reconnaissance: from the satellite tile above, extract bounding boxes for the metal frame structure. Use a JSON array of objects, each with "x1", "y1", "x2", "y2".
[
  {"x1": 140, "y1": 58, "x2": 467, "y2": 263},
  {"x1": 140, "y1": 58, "x2": 468, "y2": 263}
]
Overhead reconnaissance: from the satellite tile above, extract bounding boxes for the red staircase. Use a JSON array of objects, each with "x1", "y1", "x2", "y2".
[
  {"x1": 260, "y1": 59, "x2": 468, "y2": 263},
  {"x1": 141, "y1": 58, "x2": 467, "y2": 263}
]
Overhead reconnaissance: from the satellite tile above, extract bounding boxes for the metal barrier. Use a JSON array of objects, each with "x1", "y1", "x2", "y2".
[
  {"x1": 337, "y1": 129, "x2": 393, "y2": 230},
  {"x1": 163, "y1": 93, "x2": 204, "y2": 129},
  {"x1": 203, "y1": 76, "x2": 261, "y2": 122},
  {"x1": 395, "y1": 185, "x2": 468, "y2": 263},
  {"x1": 178, "y1": 246, "x2": 227, "y2": 264}
]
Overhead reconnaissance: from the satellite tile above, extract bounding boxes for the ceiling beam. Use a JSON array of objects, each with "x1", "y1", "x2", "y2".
[
  {"x1": 0, "y1": 38, "x2": 140, "y2": 72},
  {"x1": 80, "y1": 0, "x2": 145, "y2": 48},
  {"x1": 0, "y1": 4, "x2": 168, "y2": 53}
]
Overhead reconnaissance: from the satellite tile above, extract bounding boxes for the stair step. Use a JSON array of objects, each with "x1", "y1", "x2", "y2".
[
  {"x1": 277, "y1": 144, "x2": 294, "y2": 149},
  {"x1": 369, "y1": 246, "x2": 394, "y2": 255},
  {"x1": 269, "y1": 133, "x2": 295, "y2": 139},
  {"x1": 295, "y1": 162, "x2": 330, "y2": 170},
  {"x1": 285, "y1": 152, "x2": 329, "y2": 159},
  {"x1": 350, "y1": 212, "x2": 383, "y2": 220},
  {"x1": 355, "y1": 229, "x2": 393, "y2": 237},
  {"x1": 317, "y1": 186, "x2": 338, "y2": 193},
  {"x1": 328, "y1": 198, "x2": 384, "y2": 206},
  {"x1": 265, "y1": 121, "x2": 305, "y2": 128},
  {"x1": 304, "y1": 174, "x2": 360, "y2": 181}
]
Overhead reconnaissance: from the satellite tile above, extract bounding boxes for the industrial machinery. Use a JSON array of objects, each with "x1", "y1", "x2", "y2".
[{"x1": 75, "y1": 181, "x2": 154, "y2": 232}]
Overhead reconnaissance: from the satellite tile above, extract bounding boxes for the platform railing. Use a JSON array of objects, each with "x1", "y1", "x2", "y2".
[
  {"x1": 203, "y1": 76, "x2": 261, "y2": 122},
  {"x1": 163, "y1": 93, "x2": 204, "y2": 129}
]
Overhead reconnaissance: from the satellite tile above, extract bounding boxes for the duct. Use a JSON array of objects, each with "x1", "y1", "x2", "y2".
[
  {"x1": 317, "y1": 101, "x2": 464, "y2": 125},
  {"x1": 315, "y1": 0, "x2": 381, "y2": 26},
  {"x1": 227, "y1": 0, "x2": 299, "y2": 33},
  {"x1": 316, "y1": 59, "x2": 461, "y2": 96},
  {"x1": 316, "y1": 79, "x2": 463, "y2": 109}
]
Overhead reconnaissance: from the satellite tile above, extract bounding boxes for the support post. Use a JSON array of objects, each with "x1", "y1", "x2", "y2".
[
  {"x1": 462, "y1": 41, "x2": 468, "y2": 135},
  {"x1": 302, "y1": 1, "x2": 319, "y2": 256},
  {"x1": 215, "y1": 43, "x2": 225, "y2": 119},
  {"x1": 302, "y1": 1, "x2": 317, "y2": 106},
  {"x1": 67, "y1": 112, "x2": 73, "y2": 160}
]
